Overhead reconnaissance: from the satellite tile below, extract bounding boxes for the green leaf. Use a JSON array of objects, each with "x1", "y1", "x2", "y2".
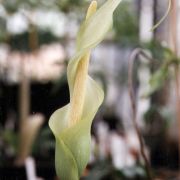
[
  {"x1": 150, "y1": 68, "x2": 166, "y2": 89},
  {"x1": 49, "y1": 0, "x2": 121, "y2": 179},
  {"x1": 145, "y1": 66, "x2": 168, "y2": 96}
]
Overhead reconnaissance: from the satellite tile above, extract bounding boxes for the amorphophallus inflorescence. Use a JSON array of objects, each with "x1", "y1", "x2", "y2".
[{"x1": 49, "y1": 0, "x2": 122, "y2": 179}]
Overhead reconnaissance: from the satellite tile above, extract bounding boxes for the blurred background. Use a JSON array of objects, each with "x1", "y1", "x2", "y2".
[{"x1": 1, "y1": 0, "x2": 180, "y2": 179}]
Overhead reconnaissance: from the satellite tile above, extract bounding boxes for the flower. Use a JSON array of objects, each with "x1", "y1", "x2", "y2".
[{"x1": 49, "y1": 0, "x2": 122, "y2": 179}]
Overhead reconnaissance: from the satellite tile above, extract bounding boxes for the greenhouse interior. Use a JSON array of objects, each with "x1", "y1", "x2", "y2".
[{"x1": 1, "y1": 0, "x2": 180, "y2": 179}]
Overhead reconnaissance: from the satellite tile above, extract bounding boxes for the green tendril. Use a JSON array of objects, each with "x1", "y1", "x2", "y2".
[{"x1": 150, "y1": 0, "x2": 171, "y2": 31}]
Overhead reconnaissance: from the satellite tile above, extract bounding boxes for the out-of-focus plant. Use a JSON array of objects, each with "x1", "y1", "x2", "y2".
[
  {"x1": 49, "y1": 0, "x2": 122, "y2": 179},
  {"x1": 144, "y1": 43, "x2": 178, "y2": 96},
  {"x1": 0, "y1": 125, "x2": 18, "y2": 165},
  {"x1": 83, "y1": 160, "x2": 146, "y2": 180},
  {"x1": 0, "y1": 18, "x2": 7, "y2": 42},
  {"x1": 32, "y1": 126, "x2": 55, "y2": 159},
  {"x1": 128, "y1": 45, "x2": 176, "y2": 178},
  {"x1": 144, "y1": 0, "x2": 172, "y2": 95},
  {"x1": 1, "y1": 0, "x2": 92, "y2": 15},
  {"x1": 15, "y1": 114, "x2": 44, "y2": 166},
  {"x1": 113, "y1": 1, "x2": 139, "y2": 46},
  {"x1": 8, "y1": 32, "x2": 58, "y2": 52},
  {"x1": 2, "y1": 0, "x2": 59, "y2": 13},
  {"x1": 129, "y1": 1, "x2": 175, "y2": 171},
  {"x1": 128, "y1": 48, "x2": 154, "y2": 180}
]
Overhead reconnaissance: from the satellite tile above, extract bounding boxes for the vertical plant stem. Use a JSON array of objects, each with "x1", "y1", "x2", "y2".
[
  {"x1": 16, "y1": 23, "x2": 38, "y2": 165},
  {"x1": 128, "y1": 48, "x2": 153, "y2": 180},
  {"x1": 19, "y1": 55, "x2": 30, "y2": 132},
  {"x1": 16, "y1": 54, "x2": 30, "y2": 165},
  {"x1": 170, "y1": 0, "x2": 180, "y2": 168},
  {"x1": 19, "y1": 24, "x2": 38, "y2": 132},
  {"x1": 29, "y1": 24, "x2": 39, "y2": 51}
]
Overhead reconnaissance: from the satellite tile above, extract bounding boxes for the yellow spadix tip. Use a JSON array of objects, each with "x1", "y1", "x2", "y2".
[{"x1": 86, "y1": 1, "x2": 97, "y2": 20}]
